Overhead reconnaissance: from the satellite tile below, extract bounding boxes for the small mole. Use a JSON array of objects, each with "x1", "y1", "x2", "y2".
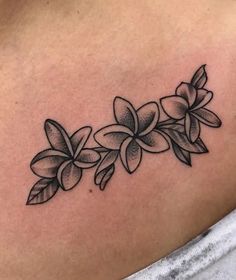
[
  {"x1": 77, "y1": 10, "x2": 80, "y2": 14},
  {"x1": 15, "y1": 101, "x2": 18, "y2": 105},
  {"x1": 89, "y1": 189, "x2": 93, "y2": 193},
  {"x1": 46, "y1": 1, "x2": 49, "y2": 5}
]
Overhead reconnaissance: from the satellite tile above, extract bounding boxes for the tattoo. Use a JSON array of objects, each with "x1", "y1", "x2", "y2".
[{"x1": 26, "y1": 65, "x2": 222, "y2": 205}]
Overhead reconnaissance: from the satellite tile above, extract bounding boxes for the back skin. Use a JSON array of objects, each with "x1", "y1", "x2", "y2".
[{"x1": 0, "y1": 1, "x2": 236, "y2": 279}]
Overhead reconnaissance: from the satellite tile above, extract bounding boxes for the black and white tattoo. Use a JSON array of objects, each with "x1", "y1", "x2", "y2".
[{"x1": 26, "y1": 65, "x2": 222, "y2": 205}]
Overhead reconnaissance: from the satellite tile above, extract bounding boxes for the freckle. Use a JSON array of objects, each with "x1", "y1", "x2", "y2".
[
  {"x1": 89, "y1": 189, "x2": 93, "y2": 193},
  {"x1": 77, "y1": 10, "x2": 80, "y2": 14},
  {"x1": 15, "y1": 101, "x2": 18, "y2": 105}
]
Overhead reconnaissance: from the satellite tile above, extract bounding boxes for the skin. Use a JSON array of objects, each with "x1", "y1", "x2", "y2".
[{"x1": 0, "y1": 0, "x2": 236, "y2": 279}]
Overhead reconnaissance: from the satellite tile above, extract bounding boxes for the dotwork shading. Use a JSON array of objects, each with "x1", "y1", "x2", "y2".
[{"x1": 26, "y1": 65, "x2": 222, "y2": 205}]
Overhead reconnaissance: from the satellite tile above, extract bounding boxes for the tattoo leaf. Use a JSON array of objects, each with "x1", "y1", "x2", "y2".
[
  {"x1": 185, "y1": 113, "x2": 200, "y2": 143},
  {"x1": 95, "y1": 151, "x2": 118, "y2": 190},
  {"x1": 190, "y1": 64, "x2": 208, "y2": 89},
  {"x1": 172, "y1": 141, "x2": 191, "y2": 166},
  {"x1": 26, "y1": 178, "x2": 59, "y2": 205},
  {"x1": 160, "y1": 124, "x2": 208, "y2": 153}
]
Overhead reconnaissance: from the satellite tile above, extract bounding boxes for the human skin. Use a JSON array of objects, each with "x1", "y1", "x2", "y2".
[{"x1": 0, "y1": 0, "x2": 236, "y2": 279}]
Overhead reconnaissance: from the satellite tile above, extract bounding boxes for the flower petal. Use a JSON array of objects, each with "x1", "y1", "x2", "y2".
[
  {"x1": 95, "y1": 150, "x2": 118, "y2": 175},
  {"x1": 94, "y1": 150, "x2": 118, "y2": 185},
  {"x1": 75, "y1": 149, "x2": 101, "y2": 168},
  {"x1": 185, "y1": 113, "x2": 200, "y2": 143},
  {"x1": 45, "y1": 119, "x2": 73, "y2": 156},
  {"x1": 31, "y1": 149, "x2": 69, "y2": 178},
  {"x1": 57, "y1": 160, "x2": 82, "y2": 191},
  {"x1": 94, "y1": 124, "x2": 133, "y2": 150},
  {"x1": 113, "y1": 97, "x2": 138, "y2": 133},
  {"x1": 192, "y1": 89, "x2": 213, "y2": 110},
  {"x1": 160, "y1": 95, "x2": 188, "y2": 119},
  {"x1": 191, "y1": 108, "x2": 222, "y2": 127},
  {"x1": 176, "y1": 82, "x2": 197, "y2": 106},
  {"x1": 137, "y1": 102, "x2": 160, "y2": 136},
  {"x1": 95, "y1": 164, "x2": 115, "y2": 191},
  {"x1": 136, "y1": 130, "x2": 170, "y2": 153},
  {"x1": 70, "y1": 126, "x2": 92, "y2": 158},
  {"x1": 120, "y1": 138, "x2": 142, "y2": 173}
]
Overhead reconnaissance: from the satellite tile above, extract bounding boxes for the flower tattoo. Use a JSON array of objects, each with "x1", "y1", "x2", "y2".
[
  {"x1": 160, "y1": 81, "x2": 221, "y2": 142},
  {"x1": 28, "y1": 120, "x2": 100, "y2": 204},
  {"x1": 94, "y1": 97, "x2": 169, "y2": 173},
  {"x1": 27, "y1": 65, "x2": 222, "y2": 205}
]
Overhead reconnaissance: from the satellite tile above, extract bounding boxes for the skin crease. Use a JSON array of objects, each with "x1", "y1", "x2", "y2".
[{"x1": 0, "y1": 0, "x2": 236, "y2": 279}]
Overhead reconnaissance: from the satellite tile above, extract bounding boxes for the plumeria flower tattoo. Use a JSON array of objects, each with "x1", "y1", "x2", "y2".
[
  {"x1": 27, "y1": 65, "x2": 222, "y2": 205},
  {"x1": 29, "y1": 120, "x2": 100, "y2": 199},
  {"x1": 160, "y1": 82, "x2": 221, "y2": 142},
  {"x1": 94, "y1": 97, "x2": 169, "y2": 173}
]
